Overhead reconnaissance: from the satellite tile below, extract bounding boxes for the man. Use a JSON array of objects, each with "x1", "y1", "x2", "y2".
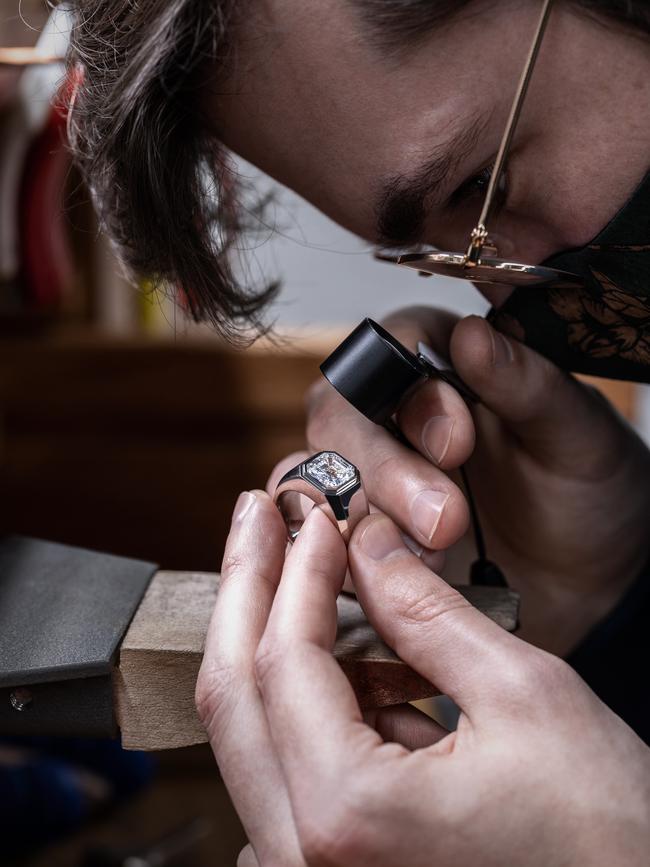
[{"x1": 68, "y1": 1, "x2": 650, "y2": 863}]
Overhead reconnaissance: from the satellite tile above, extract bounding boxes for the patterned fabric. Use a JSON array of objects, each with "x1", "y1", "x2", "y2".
[{"x1": 490, "y1": 173, "x2": 650, "y2": 382}]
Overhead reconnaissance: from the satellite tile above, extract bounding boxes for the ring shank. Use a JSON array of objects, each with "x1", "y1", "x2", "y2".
[
  {"x1": 274, "y1": 474, "x2": 368, "y2": 544},
  {"x1": 276, "y1": 489, "x2": 320, "y2": 542}
]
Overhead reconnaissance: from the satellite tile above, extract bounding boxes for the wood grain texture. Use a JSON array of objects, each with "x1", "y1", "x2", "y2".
[
  {"x1": 0, "y1": 335, "x2": 322, "y2": 569},
  {"x1": 115, "y1": 571, "x2": 519, "y2": 751}
]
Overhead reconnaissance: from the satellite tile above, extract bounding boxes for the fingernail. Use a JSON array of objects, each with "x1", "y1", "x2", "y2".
[
  {"x1": 489, "y1": 326, "x2": 514, "y2": 367},
  {"x1": 421, "y1": 415, "x2": 455, "y2": 465},
  {"x1": 232, "y1": 491, "x2": 255, "y2": 524},
  {"x1": 359, "y1": 518, "x2": 405, "y2": 561},
  {"x1": 411, "y1": 490, "x2": 449, "y2": 544},
  {"x1": 402, "y1": 533, "x2": 424, "y2": 558}
]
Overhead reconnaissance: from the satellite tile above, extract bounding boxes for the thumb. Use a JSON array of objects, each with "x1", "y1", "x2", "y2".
[
  {"x1": 450, "y1": 315, "x2": 625, "y2": 473},
  {"x1": 348, "y1": 513, "x2": 521, "y2": 713}
]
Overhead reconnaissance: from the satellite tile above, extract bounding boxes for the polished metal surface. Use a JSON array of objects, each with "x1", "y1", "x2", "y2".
[
  {"x1": 471, "y1": 0, "x2": 556, "y2": 245},
  {"x1": 378, "y1": 249, "x2": 583, "y2": 289},
  {"x1": 9, "y1": 688, "x2": 33, "y2": 712},
  {"x1": 274, "y1": 451, "x2": 368, "y2": 543}
]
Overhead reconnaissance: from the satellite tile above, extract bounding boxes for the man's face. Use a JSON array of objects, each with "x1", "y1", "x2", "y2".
[{"x1": 213, "y1": 0, "x2": 650, "y2": 306}]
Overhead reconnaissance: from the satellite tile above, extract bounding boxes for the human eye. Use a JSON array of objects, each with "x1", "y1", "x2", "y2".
[{"x1": 449, "y1": 162, "x2": 507, "y2": 208}]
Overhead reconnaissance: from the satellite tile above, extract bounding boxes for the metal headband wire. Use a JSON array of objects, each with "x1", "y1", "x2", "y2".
[
  {"x1": 467, "y1": 0, "x2": 555, "y2": 263},
  {"x1": 376, "y1": 0, "x2": 582, "y2": 294}
]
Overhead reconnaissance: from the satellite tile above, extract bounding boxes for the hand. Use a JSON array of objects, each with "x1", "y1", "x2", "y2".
[
  {"x1": 196, "y1": 494, "x2": 650, "y2": 866},
  {"x1": 306, "y1": 308, "x2": 650, "y2": 654}
]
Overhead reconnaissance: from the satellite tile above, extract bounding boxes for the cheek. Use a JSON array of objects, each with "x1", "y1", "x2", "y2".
[
  {"x1": 504, "y1": 151, "x2": 643, "y2": 257},
  {"x1": 491, "y1": 212, "x2": 561, "y2": 262}
]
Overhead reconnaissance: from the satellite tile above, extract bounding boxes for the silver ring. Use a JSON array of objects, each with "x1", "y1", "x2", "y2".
[{"x1": 273, "y1": 451, "x2": 368, "y2": 543}]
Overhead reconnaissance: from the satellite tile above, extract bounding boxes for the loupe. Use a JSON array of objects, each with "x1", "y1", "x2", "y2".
[
  {"x1": 321, "y1": 319, "x2": 507, "y2": 589},
  {"x1": 321, "y1": 318, "x2": 476, "y2": 427}
]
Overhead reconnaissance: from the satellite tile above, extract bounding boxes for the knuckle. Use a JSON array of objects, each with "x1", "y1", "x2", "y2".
[
  {"x1": 397, "y1": 587, "x2": 470, "y2": 627},
  {"x1": 221, "y1": 549, "x2": 248, "y2": 583},
  {"x1": 498, "y1": 661, "x2": 539, "y2": 705},
  {"x1": 298, "y1": 797, "x2": 376, "y2": 867},
  {"x1": 221, "y1": 550, "x2": 278, "y2": 596},
  {"x1": 372, "y1": 452, "x2": 404, "y2": 487},
  {"x1": 500, "y1": 649, "x2": 580, "y2": 710},
  {"x1": 532, "y1": 653, "x2": 580, "y2": 694},
  {"x1": 301, "y1": 541, "x2": 345, "y2": 582},
  {"x1": 194, "y1": 660, "x2": 238, "y2": 734},
  {"x1": 522, "y1": 650, "x2": 574, "y2": 691},
  {"x1": 253, "y1": 641, "x2": 287, "y2": 694}
]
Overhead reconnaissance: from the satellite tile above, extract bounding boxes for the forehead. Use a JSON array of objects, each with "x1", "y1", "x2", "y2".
[{"x1": 215, "y1": 0, "x2": 533, "y2": 233}]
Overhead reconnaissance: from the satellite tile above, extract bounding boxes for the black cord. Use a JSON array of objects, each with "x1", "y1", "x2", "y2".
[{"x1": 460, "y1": 464, "x2": 508, "y2": 588}]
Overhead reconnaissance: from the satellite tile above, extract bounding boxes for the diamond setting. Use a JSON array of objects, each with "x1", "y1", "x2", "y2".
[{"x1": 305, "y1": 452, "x2": 356, "y2": 491}]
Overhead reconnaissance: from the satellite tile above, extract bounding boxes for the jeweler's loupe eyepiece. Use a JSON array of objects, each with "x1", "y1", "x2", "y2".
[{"x1": 320, "y1": 318, "x2": 428, "y2": 426}]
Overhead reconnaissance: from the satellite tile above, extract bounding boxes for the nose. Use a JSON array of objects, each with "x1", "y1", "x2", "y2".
[{"x1": 472, "y1": 281, "x2": 515, "y2": 308}]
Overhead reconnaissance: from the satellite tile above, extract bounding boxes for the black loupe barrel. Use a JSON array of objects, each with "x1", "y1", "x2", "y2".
[{"x1": 320, "y1": 318, "x2": 427, "y2": 426}]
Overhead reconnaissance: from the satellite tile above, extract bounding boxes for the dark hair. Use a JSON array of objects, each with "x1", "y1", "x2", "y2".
[
  {"x1": 66, "y1": 0, "x2": 650, "y2": 340},
  {"x1": 67, "y1": 0, "x2": 278, "y2": 342},
  {"x1": 354, "y1": 0, "x2": 650, "y2": 51}
]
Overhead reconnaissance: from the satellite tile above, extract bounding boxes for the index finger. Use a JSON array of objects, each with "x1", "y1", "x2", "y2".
[
  {"x1": 196, "y1": 492, "x2": 305, "y2": 864},
  {"x1": 254, "y1": 508, "x2": 385, "y2": 795},
  {"x1": 381, "y1": 308, "x2": 476, "y2": 470}
]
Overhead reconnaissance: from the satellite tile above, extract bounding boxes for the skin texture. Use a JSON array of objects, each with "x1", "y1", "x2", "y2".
[
  {"x1": 211, "y1": 0, "x2": 650, "y2": 654},
  {"x1": 196, "y1": 495, "x2": 650, "y2": 866},
  {"x1": 215, "y1": 0, "x2": 650, "y2": 305},
  {"x1": 307, "y1": 309, "x2": 650, "y2": 654},
  {"x1": 198, "y1": 1, "x2": 650, "y2": 862}
]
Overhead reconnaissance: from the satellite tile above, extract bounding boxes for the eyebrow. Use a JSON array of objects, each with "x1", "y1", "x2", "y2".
[{"x1": 374, "y1": 112, "x2": 489, "y2": 247}]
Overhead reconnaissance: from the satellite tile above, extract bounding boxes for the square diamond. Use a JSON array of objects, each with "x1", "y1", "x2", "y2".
[{"x1": 306, "y1": 452, "x2": 356, "y2": 490}]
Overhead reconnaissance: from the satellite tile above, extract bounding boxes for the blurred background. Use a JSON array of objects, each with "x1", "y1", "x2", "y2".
[
  {"x1": 0, "y1": 0, "x2": 493, "y2": 576},
  {"x1": 1, "y1": 3, "x2": 647, "y2": 866}
]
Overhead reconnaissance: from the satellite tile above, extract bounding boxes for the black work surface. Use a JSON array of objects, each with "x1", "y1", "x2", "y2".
[{"x1": 0, "y1": 536, "x2": 156, "y2": 687}]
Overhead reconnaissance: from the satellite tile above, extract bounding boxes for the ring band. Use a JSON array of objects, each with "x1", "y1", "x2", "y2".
[{"x1": 273, "y1": 451, "x2": 368, "y2": 543}]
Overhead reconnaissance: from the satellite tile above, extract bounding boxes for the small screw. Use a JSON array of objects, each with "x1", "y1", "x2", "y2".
[{"x1": 9, "y1": 687, "x2": 33, "y2": 711}]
